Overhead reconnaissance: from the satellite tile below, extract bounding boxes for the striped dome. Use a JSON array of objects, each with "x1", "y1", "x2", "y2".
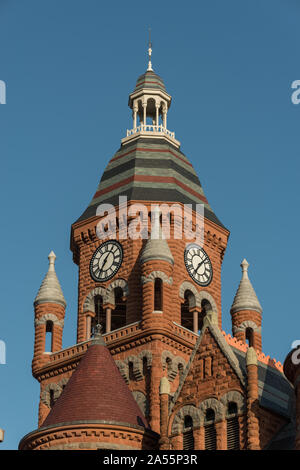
[
  {"x1": 134, "y1": 71, "x2": 166, "y2": 93},
  {"x1": 76, "y1": 137, "x2": 225, "y2": 229}
]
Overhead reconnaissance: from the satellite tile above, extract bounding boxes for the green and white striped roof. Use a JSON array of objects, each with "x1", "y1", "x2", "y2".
[{"x1": 76, "y1": 137, "x2": 225, "y2": 229}]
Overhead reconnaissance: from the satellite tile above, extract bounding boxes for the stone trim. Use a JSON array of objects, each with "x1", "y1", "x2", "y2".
[
  {"x1": 199, "y1": 398, "x2": 225, "y2": 423},
  {"x1": 83, "y1": 287, "x2": 107, "y2": 313},
  {"x1": 35, "y1": 313, "x2": 64, "y2": 328},
  {"x1": 41, "y1": 383, "x2": 62, "y2": 408},
  {"x1": 233, "y1": 320, "x2": 261, "y2": 335},
  {"x1": 220, "y1": 390, "x2": 245, "y2": 415},
  {"x1": 179, "y1": 282, "x2": 218, "y2": 314},
  {"x1": 116, "y1": 351, "x2": 152, "y2": 383},
  {"x1": 171, "y1": 405, "x2": 201, "y2": 434},
  {"x1": 132, "y1": 390, "x2": 149, "y2": 417},
  {"x1": 83, "y1": 280, "x2": 129, "y2": 312},
  {"x1": 141, "y1": 271, "x2": 173, "y2": 285},
  {"x1": 106, "y1": 278, "x2": 129, "y2": 304},
  {"x1": 161, "y1": 350, "x2": 186, "y2": 382}
]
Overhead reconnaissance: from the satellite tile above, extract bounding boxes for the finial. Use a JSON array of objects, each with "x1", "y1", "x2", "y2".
[
  {"x1": 91, "y1": 323, "x2": 106, "y2": 346},
  {"x1": 147, "y1": 28, "x2": 153, "y2": 71},
  {"x1": 241, "y1": 258, "x2": 249, "y2": 279},
  {"x1": 48, "y1": 251, "x2": 56, "y2": 271}
]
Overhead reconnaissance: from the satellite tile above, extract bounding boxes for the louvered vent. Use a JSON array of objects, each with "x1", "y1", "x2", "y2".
[
  {"x1": 183, "y1": 430, "x2": 194, "y2": 450},
  {"x1": 205, "y1": 424, "x2": 217, "y2": 450},
  {"x1": 227, "y1": 417, "x2": 240, "y2": 450}
]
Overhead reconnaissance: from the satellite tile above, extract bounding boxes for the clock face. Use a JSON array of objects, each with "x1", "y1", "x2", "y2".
[
  {"x1": 184, "y1": 244, "x2": 213, "y2": 286},
  {"x1": 90, "y1": 240, "x2": 123, "y2": 282}
]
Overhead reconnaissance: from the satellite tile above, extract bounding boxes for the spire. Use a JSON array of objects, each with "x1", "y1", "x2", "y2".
[
  {"x1": 147, "y1": 28, "x2": 153, "y2": 71},
  {"x1": 230, "y1": 259, "x2": 262, "y2": 315},
  {"x1": 34, "y1": 251, "x2": 66, "y2": 308},
  {"x1": 41, "y1": 331, "x2": 149, "y2": 429},
  {"x1": 140, "y1": 208, "x2": 174, "y2": 266}
]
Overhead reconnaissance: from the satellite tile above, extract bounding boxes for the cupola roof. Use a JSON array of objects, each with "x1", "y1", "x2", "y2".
[
  {"x1": 230, "y1": 259, "x2": 262, "y2": 315},
  {"x1": 34, "y1": 251, "x2": 66, "y2": 308},
  {"x1": 140, "y1": 208, "x2": 174, "y2": 265}
]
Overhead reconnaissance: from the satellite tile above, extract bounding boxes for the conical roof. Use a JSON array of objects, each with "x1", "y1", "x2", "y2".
[
  {"x1": 75, "y1": 138, "x2": 225, "y2": 229},
  {"x1": 34, "y1": 251, "x2": 66, "y2": 308},
  {"x1": 230, "y1": 259, "x2": 262, "y2": 315},
  {"x1": 41, "y1": 330, "x2": 149, "y2": 429},
  {"x1": 140, "y1": 207, "x2": 174, "y2": 265}
]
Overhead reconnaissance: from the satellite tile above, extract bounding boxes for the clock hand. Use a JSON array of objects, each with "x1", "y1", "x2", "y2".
[
  {"x1": 100, "y1": 252, "x2": 111, "y2": 270},
  {"x1": 195, "y1": 257, "x2": 209, "y2": 273}
]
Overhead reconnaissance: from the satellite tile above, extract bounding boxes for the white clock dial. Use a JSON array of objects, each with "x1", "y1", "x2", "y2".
[
  {"x1": 90, "y1": 240, "x2": 123, "y2": 282},
  {"x1": 184, "y1": 244, "x2": 213, "y2": 286}
]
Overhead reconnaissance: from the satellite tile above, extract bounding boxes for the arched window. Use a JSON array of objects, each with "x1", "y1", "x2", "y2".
[
  {"x1": 181, "y1": 290, "x2": 194, "y2": 331},
  {"x1": 92, "y1": 295, "x2": 105, "y2": 334},
  {"x1": 245, "y1": 327, "x2": 254, "y2": 347},
  {"x1": 204, "y1": 408, "x2": 217, "y2": 450},
  {"x1": 154, "y1": 278, "x2": 163, "y2": 311},
  {"x1": 111, "y1": 287, "x2": 126, "y2": 331},
  {"x1": 183, "y1": 415, "x2": 194, "y2": 450},
  {"x1": 227, "y1": 402, "x2": 240, "y2": 450},
  {"x1": 45, "y1": 321, "x2": 53, "y2": 352}
]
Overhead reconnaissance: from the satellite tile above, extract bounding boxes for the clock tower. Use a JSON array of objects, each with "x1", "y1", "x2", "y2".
[{"x1": 19, "y1": 45, "x2": 295, "y2": 451}]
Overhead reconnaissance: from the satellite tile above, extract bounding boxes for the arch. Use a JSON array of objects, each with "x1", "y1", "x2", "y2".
[
  {"x1": 132, "y1": 390, "x2": 149, "y2": 417},
  {"x1": 105, "y1": 279, "x2": 129, "y2": 305},
  {"x1": 83, "y1": 287, "x2": 107, "y2": 313},
  {"x1": 138, "y1": 350, "x2": 152, "y2": 368},
  {"x1": 41, "y1": 383, "x2": 62, "y2": 408},
  {"x1": 35, "y1": 313, "x2": 64, "y2": 328},
  {"x1": 58, "y1": 377, "x2": 69, "y2": 390},
  {"x1": 161, "y1": 350, "x2": 187, "y2": 382},
  {"x1": 179, "y1": 281, "x2": 199, "y2": 307},
  {"x1": 115, "y1": 360, "x2": 129, "y2": 384},
  {"x1": 220, "y1": 391, "x2": 245, "y2": 415},
  {"x1": 124, "y1": 355, "x2": 143, "y2": 381},
  {"x1": 171, "y1": 405, "x2": 201, "y2": 435},
  {"x1": 233, "y1": 320, "x2": 261, "y2": 335},
  {"x1": 141, "y1": 271, "x2": 173, "y2": 285},
  {"x1": 179, "y1": 282, "x2": 218, "y2": 317},
  {"x1": 199, "y1": 398, "x2": 225, "y2": 424}
]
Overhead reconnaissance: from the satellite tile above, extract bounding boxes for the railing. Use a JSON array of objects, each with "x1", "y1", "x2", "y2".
[{"x1": 126, "y1": 124, "x2": 175, "y2": 139}]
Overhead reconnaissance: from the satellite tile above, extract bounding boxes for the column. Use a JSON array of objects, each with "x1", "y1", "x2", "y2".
[
  {"x1": 86, "y1": 315, "x2": 92, "y2": 340},
  {"x1": 142, "y1": 101, "x2": 147, "y2": 128},
  {"x1": 193, "y1": 310, "x2": 198, "y2": 334},
  {"x1": 133, "y1": 104, "x2": 138, "y2": 129},
  {"x1": 159, "y1": 377, "x2": 170, "y2": 450},
  {"x1": 246, "y1": 347, "x2": 260, "y2": 449},
  {"x1": 155, "y1": 104, "x2": 160, "y2": 127},
  {"x1": 106, "y1": 307, "x2": 111, "y2": 333}
]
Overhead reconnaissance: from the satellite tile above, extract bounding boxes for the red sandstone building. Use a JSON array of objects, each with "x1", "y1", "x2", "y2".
[{"x1": 19, "y1": 49, "x2": 297, "y2": 450}]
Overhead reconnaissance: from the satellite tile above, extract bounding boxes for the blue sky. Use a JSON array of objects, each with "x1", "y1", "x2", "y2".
[{"x1": 0, "y1": 0, "x2": 300, "y2": 449}]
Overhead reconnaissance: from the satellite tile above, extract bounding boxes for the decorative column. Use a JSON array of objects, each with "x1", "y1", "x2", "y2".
[
  {"x1": 246, "y1": 347, "x2": 260, "y2": 449},
  {"x1": 155, "y1": 104, "x2": 160, "y2": 127},
  {"x1": 162, "y1": 106, "x2": 167, "y2": 128},
  {"x1": 142, "y1": 101, "x2": 147, "y2": 127},
  {"x1": 159, "y1": 377, "x2": 170, "y2": 450},
  {"x1": 133, "y1": 104, "x2": 138, "y2": 129},
  {"x1": 106, "y1": 307, "x2": 111, "y2": 333}
]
